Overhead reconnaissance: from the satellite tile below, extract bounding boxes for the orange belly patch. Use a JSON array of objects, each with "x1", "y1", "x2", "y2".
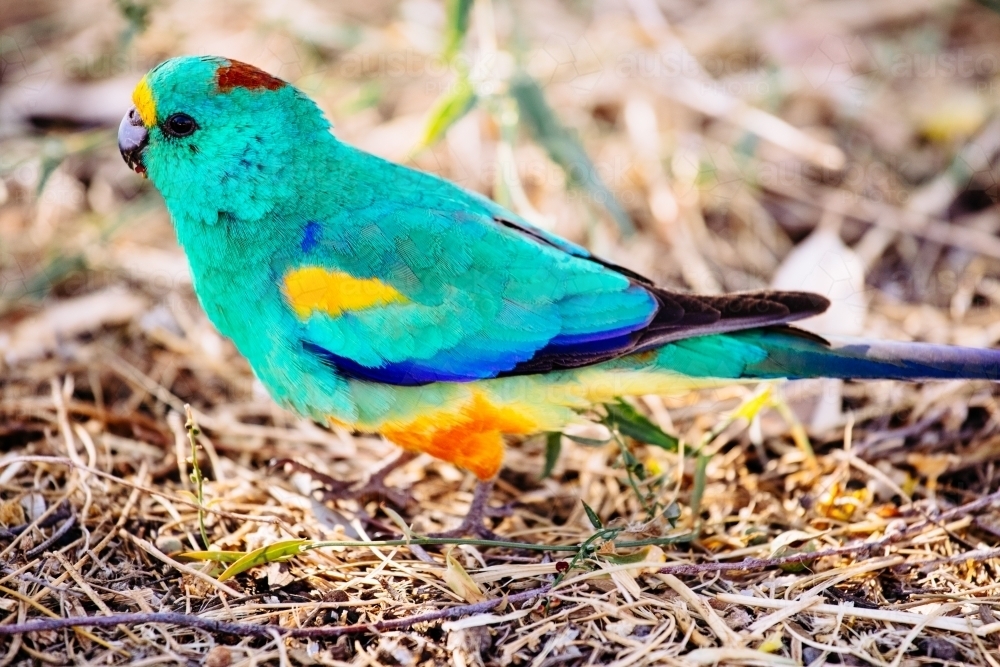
[{"x1": 381, "y1": 391, "x2": 539, "y2": 480}]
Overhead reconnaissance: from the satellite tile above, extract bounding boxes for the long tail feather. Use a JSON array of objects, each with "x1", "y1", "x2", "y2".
[{"x1": 734, "y1": 328, "x2": 1000, "y2": 381}]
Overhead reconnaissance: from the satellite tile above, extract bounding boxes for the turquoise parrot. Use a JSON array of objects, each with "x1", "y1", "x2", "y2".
[{"x1": 119, "y1": 56, "x2": 1000, "y2": 535}]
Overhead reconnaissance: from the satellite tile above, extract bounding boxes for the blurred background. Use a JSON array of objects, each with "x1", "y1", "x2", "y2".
[
  {"x1": 3, "y1": 0, "x2": 1000, "y2": 662},
  {"x1": 4, "y1": 0, "x2": 1000, "y2": 436},
  {"x1": 3, "y1": 0, "x2": 1000, "y2": 363},
  {"x1": 5, "y1": 0, "x2": 1000, "y2": 509},
  {"x1": 4, "y1": 0, "x2": 1000, "y2": 495}
]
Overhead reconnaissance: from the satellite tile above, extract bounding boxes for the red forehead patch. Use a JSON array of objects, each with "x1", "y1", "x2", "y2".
[{"x1": 216, "y1": 60, "x2": 285, "y2": 92}]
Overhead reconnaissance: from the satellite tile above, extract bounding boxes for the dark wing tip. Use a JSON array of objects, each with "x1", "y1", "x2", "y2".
[
  {"x1": 626, "y1": 287, "x2": 831, "y2": 351},
  {"x1": 485, "y1": 212, "x2": 834, "y2": 376},
  {"x1": 764, "y1": 291, "x2": 831, "y2": 317},
  {"x1": 704, "y1": 294, "x2": 791, "y2": 319},
  {"x1": 702, "y1": 290, "x2": 829, "y2": 321}
]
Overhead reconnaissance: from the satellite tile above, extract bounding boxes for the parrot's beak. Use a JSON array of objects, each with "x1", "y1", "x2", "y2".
[{"x1": 119, "y1": 106, "x2": 148, "y2": 177}]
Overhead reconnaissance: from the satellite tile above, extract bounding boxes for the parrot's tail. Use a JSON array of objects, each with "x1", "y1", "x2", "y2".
[{"x1": 733, "y1": 328, "x2": 1000, "y2": 382}]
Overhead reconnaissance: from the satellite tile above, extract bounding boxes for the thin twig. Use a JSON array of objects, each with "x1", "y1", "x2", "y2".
[
  {"x1": 659, "y1": 488, "x2": 1000, "y2": 575},
  {"x1": 0, "y1": 584, "x2": 552, "y2": 638},
  {"x1": 184, "y1": 405, "x2": 210, "y2": 548},
  {"x1": 0, "y1": 503, "x2": 73, "y2": 541},
  {"x1": 305, "y1": 532, "x2": 694, "y2": 553},
  {"x1": 24, "y1": 513, "x2": 77, "y2": 559},
  {"x1": 0, "y1": 457, "x2": 279, "y2": 525}
]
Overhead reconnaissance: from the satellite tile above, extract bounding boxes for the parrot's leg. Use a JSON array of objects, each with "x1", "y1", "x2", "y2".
[
  {"x1": 430, "y1": 480, "x2": 501, "y2": 539},
  {"x1": 365, "y1": 450, "x2": 420, "y2": 491},
  {"x1": 382, "y1": 406, "x2": 524, "y2": 537}
]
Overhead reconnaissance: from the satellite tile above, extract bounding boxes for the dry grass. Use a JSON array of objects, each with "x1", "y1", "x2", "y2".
[{"x1": 3, "y1": 0, "x2": 1000, "y2": 664}]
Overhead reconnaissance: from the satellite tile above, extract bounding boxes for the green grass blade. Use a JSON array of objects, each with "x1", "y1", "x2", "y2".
[
  {"x1": 542, "y1": 432, "x2": 562, "y2": 479},
  {"x1": 602, "y1": 400, "x2": 679, "y2": 451},
  {"x1": 562, "y1": 433, "x2": 612, "y2": 446},
  {"x1": 509, "y1": 73, "x2": 635, "y2": 235},
  {"x1": 414, "y1": 73, "x2": 476, "y2": 151},
  {"x1": 175, "y1": 550, "x2": 247, "y2": 563},
  {"x1": 443, "y1": 0, "x2": 473, "y2": 60},
  {"x1": 689, "y1": 452, "x2": 710, "y2": 519},
  {"x1": 581, "y1": 501, "x2": 603, "y2": 529},
  {"x1": 216, "y1": 539, "x2": 311, "y2": 582}
]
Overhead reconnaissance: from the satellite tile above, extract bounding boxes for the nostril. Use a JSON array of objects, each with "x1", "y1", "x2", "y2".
[{"x1": 128, "y1": 106, "x2": 142, "y2": 126}]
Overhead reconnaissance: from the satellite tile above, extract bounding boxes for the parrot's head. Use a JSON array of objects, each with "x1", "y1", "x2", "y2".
[{"x1": 119, "y1": 55, "x2": 331, "y2": 223}]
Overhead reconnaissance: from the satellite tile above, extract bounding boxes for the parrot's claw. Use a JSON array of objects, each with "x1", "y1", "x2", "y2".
[
  {"x1": 273, "y1": 452, "x2": 417, "y2": 509},
  {"x1": 430, "y1": 521, "x2": 500, "y2": 541},
  {"x1": 330, "y1": 478, "x2": 412, "y2": 508},
  {"x1": 331, "y1": 451, "x2": 418, "y2": 507},
  {"x1": 429, "y1": 480, "x2": 502, "y2": 539},
  {"x1": 485, "y1": 502, "x2": 514, "y2": 518}
]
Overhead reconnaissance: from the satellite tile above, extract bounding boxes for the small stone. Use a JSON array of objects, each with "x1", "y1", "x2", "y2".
[
  {"x1": 917, "y1": 637, "x2": 958, "y2": 661},
  {"x1": 155, "y1": 535, "x2": 184, "y2": 555},
  {"x1": 326, "y1": 589, "x2": 350, "y2": 603},
  {"x1": 204, "y1": 645, "x2": 232, "y2": 667},
  {"x1": 723, "y1": 606, "x2": 753, "y2": 630},
  {"x1": 0, "y1": 499, "x2": 25, "y2": 527}
]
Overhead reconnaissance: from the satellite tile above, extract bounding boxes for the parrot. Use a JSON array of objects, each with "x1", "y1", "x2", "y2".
[{"x1": 118, "y1": 55, "x2": 1000, "y2": 536}]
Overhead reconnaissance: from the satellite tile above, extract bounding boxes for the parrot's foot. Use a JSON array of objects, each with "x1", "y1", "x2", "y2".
[
  {"x1": 430, "y1": 480, "x2": 502, "y2": 539},
  {"x1": 334, "y1": 451, "x2": 418, "y2": 507},
  {"x1": 273, "y1": 451, "x2": 417, "y2": 508}
]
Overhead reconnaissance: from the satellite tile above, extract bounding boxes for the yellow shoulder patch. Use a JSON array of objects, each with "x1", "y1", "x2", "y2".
[
  {"x1": 132, "y1": 76, "x2": 157, "y2": 127},
  {"x1": 283, "y1": 267, "x2": 408, "y2": 318}
]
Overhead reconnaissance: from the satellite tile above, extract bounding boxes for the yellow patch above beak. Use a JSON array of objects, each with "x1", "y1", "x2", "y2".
[{"x1": 132, "y1": 76, "x2": 157, "y2": 127}]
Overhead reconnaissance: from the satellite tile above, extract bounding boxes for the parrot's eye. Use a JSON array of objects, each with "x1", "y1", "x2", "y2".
[{"x1": 164, "y1": 113, "x2": 197, "y2": 138}]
